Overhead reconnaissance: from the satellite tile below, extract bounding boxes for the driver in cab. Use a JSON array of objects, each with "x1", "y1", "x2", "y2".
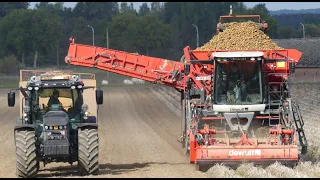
[
  {"x1": 227, "y1": 64, "x2": 247, "y2": 103},
  {"x1": 47, "y1": 89, "x2": 65, "y2": 111}
]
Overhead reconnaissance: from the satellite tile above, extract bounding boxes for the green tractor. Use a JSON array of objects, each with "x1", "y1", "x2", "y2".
[{"x1": 8, "y1": 70, "x2": 103, "y2": 178}]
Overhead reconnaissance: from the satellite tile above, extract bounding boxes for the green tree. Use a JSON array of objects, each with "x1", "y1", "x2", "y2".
[
  {"x1": 130, "y1": 15, "x2": 171, "y2": 55},
  {"x1": 120, "y1": 2, "x2": 136, "y2": 14},
  {"x1": 110, "y1": 13, "x2": 139, "y2": 52},
  {"x1": 139, "y1": 3, "x2": 150, "y2": 16},
  {"x1": 150, "y1": 2, "x2": 162, "y2": 14},
  {"x1": 73, "y1": 2, "x2": 119, "y2": 21},
  {"x1": 304, "y1": 24, "x2": 320, "y2": 38},
  {"x1": 0, "y1": 55, "x2": 20, "y2": 75},
  {"x1": 0, "y1": 2, "x2": 29, "y2": 17},
  {"x1": 278, "y1": 26, "x2": 295, "y2": 39},
  {"x1": 30, "y1": 9, "x2": 63, "y2": 67},
  {"x1": 0, "y1": 9, "x2": 33, "y2": 66},
  {"x1": 252, "y1": 3, "x2": 269, "y2": 14}
]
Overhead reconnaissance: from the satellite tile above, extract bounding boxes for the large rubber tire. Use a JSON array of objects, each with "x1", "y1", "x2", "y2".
[
  {"x1": 15, "y1": 129, "x2": 39, "y2": 178},
  {"x1": 78, "y1": 128, "x2": 99, "y2": 176},
  {"x1": 195, "y1": 163, "x2": 210, "y2": 172}
]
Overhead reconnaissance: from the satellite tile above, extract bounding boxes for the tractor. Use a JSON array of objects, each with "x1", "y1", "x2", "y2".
[{"x1": 8, "y1": 70, "x2": 103, "y2": 178}]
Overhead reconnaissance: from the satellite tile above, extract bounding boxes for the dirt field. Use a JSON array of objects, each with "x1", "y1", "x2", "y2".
[
  {"x1": 0, "y1": 86, "x2": 206, "y2": 178},
  {"x1": 1, "y1": 84, "x2": 320, "y2": 178}
]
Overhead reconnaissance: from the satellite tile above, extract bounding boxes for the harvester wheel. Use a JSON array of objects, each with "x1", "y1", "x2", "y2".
[
  {"x1": 14, "y1": 129, "x2": 39, "y2": 178},
  {"x1": 78, "y1": 128, "x2": 99, "y2": 176},
  {"x1": 195, "y1": 163, "x2": 210, "y2": 172}
]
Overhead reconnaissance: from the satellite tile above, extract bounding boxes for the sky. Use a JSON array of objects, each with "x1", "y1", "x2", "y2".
[{"x1": 29, "y1": 2, "x2": 320, "y2": 11}]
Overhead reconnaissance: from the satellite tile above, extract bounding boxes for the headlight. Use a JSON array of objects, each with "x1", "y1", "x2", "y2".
[
  {"x1": 49, "y1": 126, "x2": 53, "y2": 130},
  {"x1": 45, "y1": 126, "x2": 48, "y2": 130},
  {"x1": 71, "y1": 86, "x2": 76, "y2": 89},
  {"x1": 27, "y1": 87, "x2": 33, "y2": 91},
  {"x1": 23, "y1": 113, "x2": 27, "y2": 117},
  {"x1": 23, "y1": 106, "x2": 30, "y2": 113},
  {"x1": 77, "y1": 85, "x2": 83, "y2": 89},
  {"x1": 34, "y1": 87, "x2": 39, "y2": 91},
  {"x1": 85, "y1": 111, "x2": 90, "y2": 116},
  {"x1": 59, "y1": 126, "x2": 63, "y2": 129},
  {"x1": 60, "y1": 131, "x2": 65, "y2": 136}
]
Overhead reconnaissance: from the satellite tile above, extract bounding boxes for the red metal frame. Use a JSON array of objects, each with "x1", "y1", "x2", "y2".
[
  {"x1": 219, "y1": 15, "x2": 261, "y2": 23},
  {"x1": 65, "y1": 38, "x2": 185, "y2": 90}
]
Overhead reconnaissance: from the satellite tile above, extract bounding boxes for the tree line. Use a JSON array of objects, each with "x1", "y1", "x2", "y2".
[{"x1": 0, "y1": 2, "x2": 319, "y2": 74}]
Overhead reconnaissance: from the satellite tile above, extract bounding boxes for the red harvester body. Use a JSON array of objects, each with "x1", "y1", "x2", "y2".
[{"x1": 65, "y1": 13, "x2": 307, "y2": 171}]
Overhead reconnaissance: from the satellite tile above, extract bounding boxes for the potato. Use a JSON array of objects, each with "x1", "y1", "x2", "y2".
[{"x1": 195, "y1": 21, "x2": 283, "y2": 51}]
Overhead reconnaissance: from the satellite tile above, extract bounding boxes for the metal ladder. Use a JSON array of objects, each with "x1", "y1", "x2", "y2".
[
  {"x1": 267, "y1": 73, "x2": 289, "y2": 126},
  {"x1": 291, "y1": 102, "x2": 308, "y2": 154}
]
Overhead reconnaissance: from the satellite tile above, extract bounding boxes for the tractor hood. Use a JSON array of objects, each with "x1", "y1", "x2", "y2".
[{"x1": 43, "y1": 111, "x2": 69, "y2": 126}]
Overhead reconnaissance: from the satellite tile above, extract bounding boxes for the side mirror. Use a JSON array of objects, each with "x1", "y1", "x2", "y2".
[
  {"x1": 96, "y1": 89, "x2": 103, "y2": 105},
  {"x1": 289, "y1": 62, "x2": 296, "y2": 74},
  {"x1": 8, "y1": 92, "x2": 15, "y2": 107},
  {"x1": 184, "y1": 64, "x2": 190, "y2": 75}
]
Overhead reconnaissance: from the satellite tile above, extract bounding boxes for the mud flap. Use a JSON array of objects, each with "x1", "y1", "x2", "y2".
[
  {"x1": 84, "y1": 116, "x2": 97, "y2": 124},
  {"x1": 78, "y1": 123, "x2": 98, "y2": 129}
]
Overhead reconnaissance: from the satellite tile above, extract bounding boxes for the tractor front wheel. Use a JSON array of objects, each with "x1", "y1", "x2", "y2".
[
  {"x1": 78, "y1": 128, "x2": 99, "y2": 175},
  {"x1": 14, "y1": 129, "x2": 39, "y2": 178}
]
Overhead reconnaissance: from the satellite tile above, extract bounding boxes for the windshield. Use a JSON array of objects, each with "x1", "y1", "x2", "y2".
[
  {"x1": 214, "y1": 60, "x2": 262, "y2": 105},
  {"x1": 30, "y1": 88, "x2": 83, "y2": 120},
  {"x1": 36, "y1": 88, "x2": 79, "y2": 110}
]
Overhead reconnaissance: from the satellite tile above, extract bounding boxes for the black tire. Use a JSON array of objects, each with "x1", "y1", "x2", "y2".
[
  {"x1": 14, "y1": 129, "x2": 39, "y2": 178},
  {"x1": 78, "y1": 128, "x2": 99, "y2": 175},
  {"x1": 195, "y1": 163, "x2": 210, "y2": 172}
]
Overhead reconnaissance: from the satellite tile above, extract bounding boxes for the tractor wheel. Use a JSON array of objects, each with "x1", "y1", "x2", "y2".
[
  {"x1": 14, "y1": 129, "x2": 39, "y2": 178},
  {"x1": 78, "y1": 128, "x2": 99, "y2": 176}
]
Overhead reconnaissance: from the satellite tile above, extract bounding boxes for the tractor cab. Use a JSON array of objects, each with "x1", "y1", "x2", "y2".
[{"x1": 8, "y1": 72, "x2": 103, "y2": 125}]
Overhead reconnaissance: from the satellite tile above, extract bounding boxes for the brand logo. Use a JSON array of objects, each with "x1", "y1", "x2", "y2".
[
  {"x1": 228, "y1": 150, "x2": 261, "y2": 156},
  {"x1": 230, "y1": 107, "x2": 248, "y2": 111},
  {"x1": 195, "y1": 76, "x2": 211, "y2": 81}
]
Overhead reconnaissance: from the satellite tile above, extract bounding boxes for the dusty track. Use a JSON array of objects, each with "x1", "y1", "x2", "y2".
[{"x1": 0, "y1": 86, "x2": 206, "y2": 178}]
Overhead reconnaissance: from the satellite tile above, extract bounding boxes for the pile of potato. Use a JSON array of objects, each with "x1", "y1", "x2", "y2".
[{"x1": 195, "y1": 21, "x2": 283, "y2": 51}]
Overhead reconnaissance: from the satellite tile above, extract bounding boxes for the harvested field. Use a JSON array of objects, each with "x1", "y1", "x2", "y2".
[
  {"x1": 1, "y1": 83, "x2": 320, "y2": 178},
  {"x1": 0, "y1": 86, "x2": 206, "y2": 178},
  {"x1": 196, "y1": 21, "x2": 283, "y2": 51},
  {"x1": 152, "y1": 83, "x2": 320, "y2": 178}
]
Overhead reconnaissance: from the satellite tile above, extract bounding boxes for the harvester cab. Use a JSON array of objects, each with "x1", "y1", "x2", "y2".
[
  {"x1": 216, "y1": 5, "x2": 268, "y2": 34},
  {"x1": 7, "y1": 70, "x2": 103, "y2": 178},
  {"x1": 212, "y1": 51, "x2": 264, "y2": 127}
]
